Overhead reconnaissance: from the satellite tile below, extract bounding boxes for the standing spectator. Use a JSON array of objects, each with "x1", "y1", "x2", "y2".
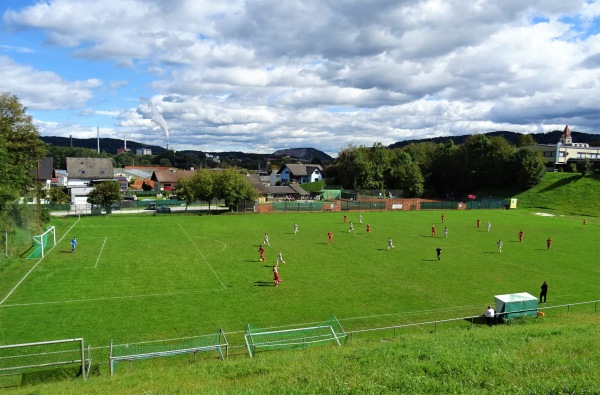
[
  {"x1": 477, "y1": 219, "x2": 481, "y2": 229},
  {"x1": 263, "y1": 234, "x2": 270, "y2": 246},
  {"x1": 273, "y1": 264, "x2": 282, "y2": 287},
  {"x1": 441, "y1": 213, "x2": 445, "y2": 223},
  {"x1": 276, "y1": 251, "x2": 287, "y2": 265},
  {"x1": 484, "y1": 305, "x2": 495, "y2": 326},
  {"x1": 431, "y1": 225, "x2": 436, "y2": 237},
  {"x1": 443, "y1": 227, "x2": 448, "y2": 238},
  {"x1": 258, "y1": 245, "x2": 265, "y2": 262},
  {"x1": 497, "y1": 240, "x2": 503, "y2": 253},
  {"x1": 436, "y1": 246, "x2": 442, "y2": 261},
  {"x1": 293, "y1": 223, "x2": 298, "y2": 235},
  {"x1": 328, "y1": 231, "x2": 333, "y2": 244},
  {"x1": 546, "y1": 237, "x2": 553, "y2": 250},
  {"x1": 487, "y1": 222, "x2": 491, "y2": 232},
  {"x1": 518, "y1": 230, "x2": 524, "y2": 243},
  {"x1": 540, "y1": 281, "x2": 548, "y2": 303},
  {"x1": 71, "y1": 237, "x2": 77, "y2": 253},
  {"x1": 387, "y1": 237, "x2": 394, "y2": 250}
]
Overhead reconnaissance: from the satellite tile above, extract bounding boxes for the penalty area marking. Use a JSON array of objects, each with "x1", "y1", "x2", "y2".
[
  {"x1": 0, "y1": 288, "x2": 227, "y2": 308},
  {"x1": 35, "y1": 236, "x2": 109, "y2": 271},
  {"x1": 0, "y1": 218, "x2": 80, "y2": 306},
  {"x1": 178, "y1": 223, "x2": 226, "y2": 289},
  {"x1": 94, "y1": 237, "x2": 108, "y2": 268}
]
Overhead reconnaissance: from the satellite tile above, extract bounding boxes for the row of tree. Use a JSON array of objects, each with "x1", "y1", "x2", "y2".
[
  {"x1": 326, "y1": 136, "x2": 549, "y2": 197},
  {"x1": 77, "y1": 168, "x2": 258, "y2": 212},
  {"x1": 175, "y1": 168, "x2": 257, "y2": 210}
]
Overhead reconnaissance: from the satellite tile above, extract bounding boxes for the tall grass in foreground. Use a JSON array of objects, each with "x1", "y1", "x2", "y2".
[{"x1": 3, "y1": 311, "x2": 599, "y2": 394}]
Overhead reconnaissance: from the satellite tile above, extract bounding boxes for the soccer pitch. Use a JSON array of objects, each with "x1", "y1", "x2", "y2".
[{"x1": 0, "y1": 210, "x2": 598, "y2": 349}]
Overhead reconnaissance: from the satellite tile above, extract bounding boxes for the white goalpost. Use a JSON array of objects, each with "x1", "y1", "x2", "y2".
[
  {"x1": 109, "y1": 329, "x2": 228, "y2": 376},
  {"x1": 26, "y1": 226, "x2": 56, "y2": 259},
  {"x1": 244, "y1": 317, "x2": 346, "y2": 358},
  {"x1": 0, "y1": 338, "x2": 91, "y2": 384}
]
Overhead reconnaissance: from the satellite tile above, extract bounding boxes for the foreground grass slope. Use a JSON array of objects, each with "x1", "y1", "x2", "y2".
[
  {"x1": 4, "y1": 312, "x2": 599, "y2": 394},
  {"x1": 515, "y1": 173, "x2": 600, "y2": 216}
]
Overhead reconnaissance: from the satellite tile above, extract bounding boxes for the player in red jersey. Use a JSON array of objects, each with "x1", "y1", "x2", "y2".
[{"x1": 273, "y1": 264, "x2": 282, "y2": 286}]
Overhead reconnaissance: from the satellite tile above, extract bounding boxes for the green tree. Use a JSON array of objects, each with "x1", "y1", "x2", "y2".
[
  {"x1": 86, "y1": 181, "x2": 122, "y2": 211},
  {"x1": 516, "y1": 134, "x2": 536, "y2": 147},
  {"x1": 214, "y1": 168, "x2": 257, "y2": 210},
  {"x1": 386, "y1": 151, "x2": 424, "y2": 197},
  {"x1": 174, "y1": 175, "x2": 195, "y2": 211},
  {"x1": 511, "y1": 148, "x2": 546, "y2": 188},
  {"x1": 576, "y1": 159, "x2": 592, "y2": 176},
  {"x1": 48, "y1": 187, "x2": 70, "y2": 205},
  {"x1": 0, "y1": 92, "x2": 47, "y2": 213},
  {"x1": 113, "y1": 151, "x2": 136, "y2": 168},
  {"x1": 455, "y1": 134, "x2": 514, "y2": 192},
  {"x1": 176, "y1": 169, "x2": 217, "y2": 211},
  {"x1": 194, "y1": 169, "x2": 217, "y2": 209}
]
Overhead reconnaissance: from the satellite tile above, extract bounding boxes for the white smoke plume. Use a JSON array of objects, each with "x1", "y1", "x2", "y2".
[{"x1": 143, "y1": 98, "x2": 170, "y2": 149}]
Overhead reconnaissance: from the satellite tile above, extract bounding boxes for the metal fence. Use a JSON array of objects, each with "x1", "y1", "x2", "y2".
[
  {"x1": 272, "y1": 201, "x2": 323, "y2": 212},
  {"x1": 340, "y1": 200, "x2": 387, "y2": 211},
  {"x1": 344, "y1": 300, "x2": 599, "y2": 342}
]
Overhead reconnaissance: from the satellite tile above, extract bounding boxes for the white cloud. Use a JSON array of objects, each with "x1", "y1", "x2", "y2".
[
  {"x1": 0, "y1": 56, "x2": 101, "y2": 110},
  {"x1": 2, "y1": 0, "x2": 599, "y2": 156}
]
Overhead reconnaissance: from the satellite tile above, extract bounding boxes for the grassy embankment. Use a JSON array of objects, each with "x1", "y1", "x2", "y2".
[
  {"x1": 4, "y1": 311, "x2": 599, "y2": 394},
  {"x1": 504, "y1": 172, "x2": 600, "y2": 217}
]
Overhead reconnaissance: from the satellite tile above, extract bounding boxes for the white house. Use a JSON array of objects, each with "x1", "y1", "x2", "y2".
[
  {"x1": 277, "y1": 164, "x2": 324, "y2": 185},
  {"x1": 66, "y1": 157, "x2": 114, "y2": 210}
]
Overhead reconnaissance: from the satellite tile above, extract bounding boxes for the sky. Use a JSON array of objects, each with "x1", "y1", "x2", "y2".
[{"x1": 1, "y1": 1, "x2": 599, "y2": 157}]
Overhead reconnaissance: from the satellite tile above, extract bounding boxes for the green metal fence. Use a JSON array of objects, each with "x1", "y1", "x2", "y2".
[{"x1": 272, "y1": 202, "x2": 323, "y2": 212}]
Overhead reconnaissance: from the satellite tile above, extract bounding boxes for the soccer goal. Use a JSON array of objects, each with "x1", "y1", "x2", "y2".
[
  {"x1": 109, "y1": 329, "x2": 228, "y2": 376},
  {"x1": 26, "y1": 226, "x2": 56, "y2": 259},
  {"x1": 244, "y1": 316, "x2": 346, "y2": 358},
  {"x1": 0, "y1": 338, "x2": 91, "y2": 385}
]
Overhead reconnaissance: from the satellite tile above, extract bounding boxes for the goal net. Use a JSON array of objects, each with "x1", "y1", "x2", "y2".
[
  {"x1": 244, "y1": 316, "x2": 346, "y2": 358},
  {"x1": 26, "y1": 226, "x2": 56, "y2": 259},
  {"x1": 109, "y1": 329, "x2": 228, "y2": 376},
  {"x1": 0, "y1": 338, "x2": 91, "y2": 386}
]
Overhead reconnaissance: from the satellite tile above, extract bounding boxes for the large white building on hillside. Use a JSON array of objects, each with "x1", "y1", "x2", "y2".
[{"x1": 527, "y1": 125, "x2": 600, "y2": 169}]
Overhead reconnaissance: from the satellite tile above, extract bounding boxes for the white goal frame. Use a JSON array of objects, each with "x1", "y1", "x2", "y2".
[
  {"x1": 244, "y1": 317, "x2": 345, "y2": 358},
  {"x1": 0, "y1": 338, "x2": 91, "y2": 382},
  {"x1": 28, "y1": 226, "x2": 56, "y2": 259},
  {"x1": 109, "y1": 329, "x2": 228, "y2": 376}
]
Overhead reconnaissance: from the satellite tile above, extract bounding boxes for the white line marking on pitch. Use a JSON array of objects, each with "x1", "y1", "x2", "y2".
[
  {"x1": 94, "y1": 237, "x2": 108, "y2": 268},
  {"x1": 0, "y1": 218, "x2": 80, "y2": 306},
  {"x1": 0, "y1": 289, "x2": 227, "y2": 308},
  {"x1": 178, "y1": 223, "x2": 227, "y2": 289}
]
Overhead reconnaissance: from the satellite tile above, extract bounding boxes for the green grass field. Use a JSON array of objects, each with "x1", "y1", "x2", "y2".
[{"x1": 1, "y1": 209, "x2": 598, "y2": 356}]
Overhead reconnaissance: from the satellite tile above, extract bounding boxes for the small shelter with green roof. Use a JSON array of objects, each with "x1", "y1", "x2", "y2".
[{"x1": 494, "y1": 292, "x2": 538, "y2": 320}]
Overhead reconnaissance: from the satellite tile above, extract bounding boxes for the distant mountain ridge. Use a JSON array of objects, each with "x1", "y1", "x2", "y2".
[
  {"x1": 41, "y1": 136, "x2": 168, "y2": 155},
  {"x1": 388, "y1": 130, "x2": 600, "y2": 149},
  {"x1": 41, "y1": 129, "x2": 599, "y2": 161},
  {"x1": 40, "y1": 136, "x2": 334, "y2": 161}
]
